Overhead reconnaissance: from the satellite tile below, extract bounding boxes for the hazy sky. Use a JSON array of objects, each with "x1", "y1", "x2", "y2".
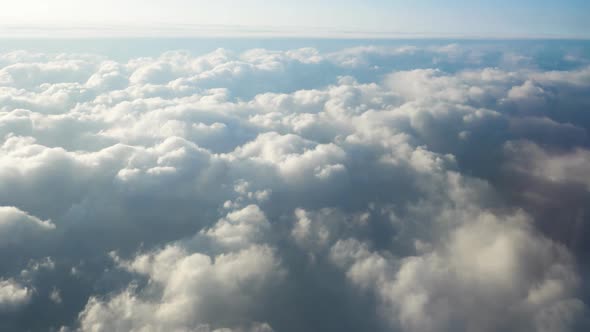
[{"x1": 0, "y1": 0, "x2": 589, "y2": 38}]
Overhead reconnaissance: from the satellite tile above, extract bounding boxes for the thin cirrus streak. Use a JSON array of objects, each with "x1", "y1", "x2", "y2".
[{"x1": 0, "y1": 39, "x2": 589, "y2": 332}]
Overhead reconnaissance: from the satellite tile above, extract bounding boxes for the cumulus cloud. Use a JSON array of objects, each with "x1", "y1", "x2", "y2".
[
  {"x1": 0, "y1": 42, "x2": 589, "y2": 332},
  {"x1": 80, "y1": 245, "x2": 282, "y2": 332},
  {"x1": 505, "y1": 141, "x2": 590, "y2": 190},
  {"x1": 331, "y1": 206, "x2": 583, "y2": 332},
  {"x1": 0, "y1": 206, "x2": 55, "y2": 247},
  {"x1": 0, "y1": 279, "x2": 32, "y2": 311},
  {"x1": 203, "y1": 205, "x2": 271, "y2": 249}
]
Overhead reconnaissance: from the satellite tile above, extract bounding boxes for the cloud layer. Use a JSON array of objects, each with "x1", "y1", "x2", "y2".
[{"x1": 0, "y1": 41, "x2": 589, "y2": 332}]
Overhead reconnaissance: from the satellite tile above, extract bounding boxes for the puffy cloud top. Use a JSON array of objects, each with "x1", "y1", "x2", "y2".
[{"x1": 0, "y1": 279, "x2": 32, "y2": 311}]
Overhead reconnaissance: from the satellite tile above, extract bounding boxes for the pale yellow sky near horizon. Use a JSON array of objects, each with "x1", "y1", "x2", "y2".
[{"x1": 0, "y1": 0, "x2": 588, "y2": 38}]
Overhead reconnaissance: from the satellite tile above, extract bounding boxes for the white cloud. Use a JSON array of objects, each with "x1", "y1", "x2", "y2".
[
  {"x1": 505, "y1": 141, "x2": 590, "y2": 190},
  {"x1": 0, "y1": 206, "x2": 55, "y2": 247},
  {"x1": 0, "y1": 279, "x2": 32, "y2": 311},
  {"x1": 331, "y1": 199, "x2": 584, "y2": 332},
  {"x1": 203, "y1": 205, "x2": 271, "y2": 249},
  {"x1": 81, "y1": 245, "x2": 283, "y2": 332}
]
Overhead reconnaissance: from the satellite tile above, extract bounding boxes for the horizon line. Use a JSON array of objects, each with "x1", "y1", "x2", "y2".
[{"x1": 0, "y1": 23, "x2": 588, "y2": 40}]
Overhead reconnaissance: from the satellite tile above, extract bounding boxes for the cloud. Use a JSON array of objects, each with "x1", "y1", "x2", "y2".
[
  {"x1": 0, "y1": 279, "x2": 32, "y2": 311},
  {"x1": 0, "y1": 42, "x2": 588, "y2": 331},
  {"x1": 505, "y1": 141, "x2": 590, "y2": 190},
  {"x1": 80, "y1": 244, "x2": 283, "y2": 332},
  {"x1": 331, "y1": 208, "x2": 584, "y2": 332},
  {"x1": 203, "y1": 205, "x2": 271, "y2": 249},
  {"x1": 0, "y1": 206, "x2": 55, "y2": 247}
]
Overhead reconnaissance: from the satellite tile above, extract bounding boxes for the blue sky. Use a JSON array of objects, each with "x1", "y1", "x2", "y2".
[
  {"x1": 0, "y1": 0, "x2": 588, "y2": 38},
  {"x1": 1, "y1": 1, "x2": 590, "y2": 328}
]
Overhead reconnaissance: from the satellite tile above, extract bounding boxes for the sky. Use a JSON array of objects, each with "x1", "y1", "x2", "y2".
[
  {"x1": 0, "y1": 0, "x2": 589, "y2": 38},
  {"x1": 1, "y1": 2, "x2": 590, "y2": 332}
]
